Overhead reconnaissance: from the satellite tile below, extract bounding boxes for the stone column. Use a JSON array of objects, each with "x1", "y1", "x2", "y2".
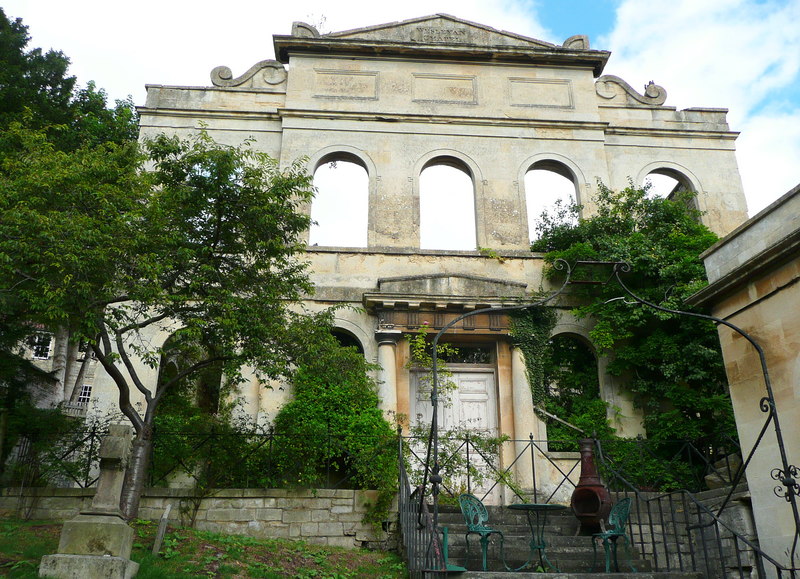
[
  {"x1": 511, "y1": 346, "x2": 537, "y2": 493},
  {"x1": 375, "y1": 329, "x2": 402, "y2": 417}
]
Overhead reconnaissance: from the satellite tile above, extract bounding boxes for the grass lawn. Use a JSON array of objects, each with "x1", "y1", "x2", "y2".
[{"x1": 0, "y1": 518, "x2": 407, "y2": 578}]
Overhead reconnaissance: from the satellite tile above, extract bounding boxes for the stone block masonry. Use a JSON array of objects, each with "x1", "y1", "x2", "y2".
[{"x1": 0, "y1": 487, "x2": 395, "y2": 549}]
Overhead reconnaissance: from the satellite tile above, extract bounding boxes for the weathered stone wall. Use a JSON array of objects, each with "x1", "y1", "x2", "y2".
[
  {"x1": 689, "y1": 183, "x2": 800, "y2": 571},
  {"x1": 0, "y1": 487, "x2": 394, "y2": 549}
]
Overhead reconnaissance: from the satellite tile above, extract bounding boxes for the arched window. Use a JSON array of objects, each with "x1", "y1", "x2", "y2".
[
  {"x1": 308, "y1": 155, "x2": 369, "y2": 247},
  {"x1": 331, "y1": 328, "x2": 364, "y2": 355},
  {"x1": 643, "y1": 168, "x2": 693, "y2": 199},
  {"x1": 544, "y1": 333, "x2": 608, "y2": 449},
  {"x1": 524, "y1": 161, "x2": 578, "y2": 243},
  {"x1": 157, "y1": 335, "x2": 223, "y2": 416},
  {"x1": 419, "y1": 158, "x2": 476, "y2": 250}
]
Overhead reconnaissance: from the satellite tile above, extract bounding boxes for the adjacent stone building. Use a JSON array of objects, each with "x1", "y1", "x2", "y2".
[
  {"x1": 81, "y1": 14, "x2": 750, "y2": 499},
  {"x1": 688, "y1": 183, "x2": 800, "y2": 569}
]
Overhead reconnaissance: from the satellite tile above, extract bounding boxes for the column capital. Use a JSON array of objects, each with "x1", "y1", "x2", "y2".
[{"x1": 375, "y1": 329, "x2": 402, "y2": 345}]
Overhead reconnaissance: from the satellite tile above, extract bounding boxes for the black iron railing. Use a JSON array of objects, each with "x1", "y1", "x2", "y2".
[
  {"x1": 596, "y1": 437, "x2": 798, "y2": 578},
  {"x1": 398, "y1": 433, "x2": 448, "y2": 578}
]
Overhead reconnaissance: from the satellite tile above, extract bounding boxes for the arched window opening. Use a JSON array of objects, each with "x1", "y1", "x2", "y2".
[
  {"x1": 524, "y1": 161, "x2": 578, "y2": 243},
  {"x1": 156, "y1": 335, "x2": 223, "y2": 417},
  {"x1": 331, "y1": 329, "x2": 364, "y2": 355},
  {"x1": 308, "y1": 156, "x2": 369, "y2": 247},
  {"x1": 419, "y1": 159, "x2": 476, "y2": 250},
  {"x1": 543, "y1": 334, "x2": 609, "y2": 450},
  {"x1": 643, "y1": 168, "x2": 693, "y2": 199}
]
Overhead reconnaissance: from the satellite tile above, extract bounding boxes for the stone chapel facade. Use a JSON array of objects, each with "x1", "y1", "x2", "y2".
[{"x1": 85, "y1": 14, "x2": 749, "y2": 497}]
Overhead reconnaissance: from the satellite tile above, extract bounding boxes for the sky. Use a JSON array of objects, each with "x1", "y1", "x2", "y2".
[{"x1": 4, "y1": 0, "x2": 800, "y2": 219}]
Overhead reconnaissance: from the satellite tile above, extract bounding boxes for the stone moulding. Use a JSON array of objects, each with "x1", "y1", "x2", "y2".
[
  {"x1": 210, "y1": 60, "x2": 287, "y2": 89},
  {"x1": 595, "y1": 74, "x2": 667, "y2": 106}
]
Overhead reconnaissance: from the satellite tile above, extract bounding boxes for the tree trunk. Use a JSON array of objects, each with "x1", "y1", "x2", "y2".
[
  {"x1": 0, "y1": 407, "x2": 8, "y2": 475},
  {"x1": 120, "y1": 423, "x2": 153, "y2": 520}
]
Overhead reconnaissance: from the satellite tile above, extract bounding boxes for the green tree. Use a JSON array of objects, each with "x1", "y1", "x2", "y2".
[
  {"x1": 271, "y1": 314, "x2": 397, "y2": 525},
  {"x1": 0, "y1": 126, "x2": 317, "y2": 517},
  {"x1": 0, "y1": 9, "x2": 139, "y2": 467},
  {"x1": 0, "y1": 8, "x2": 75, "y2": 130},
  {"x1": 532, "y1": 184, "x2": 735, "y2": 444},
  {"x1": 0, "y1": 9, "x2": 137, "y2": 148}
]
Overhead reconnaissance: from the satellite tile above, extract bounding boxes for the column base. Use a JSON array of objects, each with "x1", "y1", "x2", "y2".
[{"x1": 39, "y1": 554, "x2": 139, "y2": 579}]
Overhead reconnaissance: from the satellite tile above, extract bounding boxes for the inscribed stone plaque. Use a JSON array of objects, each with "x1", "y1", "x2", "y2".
[
  {"x1": 314, "y1": 70, "x2": 378, "y2": 100},
  {"x1": 413, "y1": 74, "x2": 477, "y2": 104},
  {"x1": 509, "y1": 78, "x2": 574, "y2": 109},
  {"x1": 412, "y1": 27, "x2": 472, "y2": 44}
]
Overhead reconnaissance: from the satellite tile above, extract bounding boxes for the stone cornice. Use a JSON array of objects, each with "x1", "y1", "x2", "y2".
[
  {"x1": 687, "y1": 228, "x2": 800, "y2": 307},
  {"x1": 363, "y1": 292, "x2": 524, "y2": 312},
  {"x1": 305, "y1": 246, "x2": 542, "y2": 259},
  {"x1": 603, "y1": 126, "x2": 740, "y2": 140},
  {"x1": 274, "y1": 37, "x2": 609, "y2": 76},
  {"x1": 278, "y1": 108, "x2": 610, "y2": 132},
  {"x1": 137, "y1": 107, "x2": 283, "y2": 123}
]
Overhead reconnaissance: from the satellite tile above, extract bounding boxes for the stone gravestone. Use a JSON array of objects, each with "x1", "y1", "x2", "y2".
[{"x1": 39, "y1": 424, "x2": 139, "y2": 578}]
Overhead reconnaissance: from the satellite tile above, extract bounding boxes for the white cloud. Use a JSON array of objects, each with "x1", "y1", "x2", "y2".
[
  {"x1": 8, "y1": 0, "x2": 797, "y2": 217},
  {"x1": 737, "y1": 109, "x2": 800, "y2": 214},
  {"x1": 3, "y1": 0, "x2": 547, "y2": 105},
  {"x1": 600, "y1": 0, "x2": 800, "y2": 214}
]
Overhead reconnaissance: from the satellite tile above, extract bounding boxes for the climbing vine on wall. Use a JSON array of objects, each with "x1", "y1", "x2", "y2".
[
  {"x1": 532, "y1": 183, "x2": 736, "y2": 445},
  {"x1": 509, "y1": 306, "x2": 557, "y2": 407}
]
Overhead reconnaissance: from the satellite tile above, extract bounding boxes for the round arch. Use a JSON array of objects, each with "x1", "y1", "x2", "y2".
[
  {"x1": 636, "y1": 161, "x2": 703, "y2": 194},
  {"x1": 413, "y1": 149, "x2": 484, "y2": 183},
  {"x1": 306, "y1": 145, "x2": 377, "y2": 248},
  {"x1": 413, "y1": 149, "x2": 484, "y2": 250},
  {"x1": 332, "y1": 316, "x2": 371, "y2": 355},
  {"x1": 517, "y1": 153, "x2": 587, "y2": 207},
  {"x1": 307, "y1": 144, "x2": 377, "y2": 177},
  {"x1": 550, "y1": 328, "x2": 598, "y2": 357}
]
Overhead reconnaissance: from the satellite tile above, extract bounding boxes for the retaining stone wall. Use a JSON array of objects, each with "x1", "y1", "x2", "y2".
[{"x1": 0, "y1": 487, "x2": 395, "y2": 549}]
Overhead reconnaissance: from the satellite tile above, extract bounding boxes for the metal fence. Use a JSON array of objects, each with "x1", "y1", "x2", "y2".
[
  {"x1": 397, "y1": 432, "x2": 799, "y2": 578},
  {"x1": 4, "y1": 421, "x2": 798, "y2": 577},
  {"x1": 596, "y1": 438, "x2": 798, "y2": 578},
  {"x1": 1, "y1": 423, "x2": 104, "y2": 489}
]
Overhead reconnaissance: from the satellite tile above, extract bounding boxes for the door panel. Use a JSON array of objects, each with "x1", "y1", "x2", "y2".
[{"x1": 410, "y1": 370, "x2": 501, "y2": 503}]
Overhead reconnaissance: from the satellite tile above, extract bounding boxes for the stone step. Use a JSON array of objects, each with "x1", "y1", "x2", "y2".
[
  {"x1": 444, "y1": 548, "x2": 651, "y2": 574},
  {"x1": 448, "y1": 572, "x2": 702, "y2": 579}
]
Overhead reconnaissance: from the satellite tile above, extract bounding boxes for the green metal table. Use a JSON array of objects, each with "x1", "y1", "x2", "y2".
[{"x1": 507, "y1": 503, "x2": 568, "y2": 572}]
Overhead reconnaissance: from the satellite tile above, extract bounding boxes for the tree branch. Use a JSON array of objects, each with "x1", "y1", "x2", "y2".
[
  {"x1": 149, "y1": 356, "x2": 229, "y2": 419},
  {"x1": 92, "y1": 328, "x2": 144, "y2": 433},
  {"x1": 114, "y1": 330, "x2": 153, "y2": 404},
  {"x1": 117, "y1": 311, "x2": 171, "y2": 334}
]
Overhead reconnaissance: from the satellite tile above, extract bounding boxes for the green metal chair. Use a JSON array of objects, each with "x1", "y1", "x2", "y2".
[
  {"x1": 592, "y1": 497, "x2": 637, "y2": 573},
  {"x1": 458, "y1": 493, "x2": 504, "y2": 571}
]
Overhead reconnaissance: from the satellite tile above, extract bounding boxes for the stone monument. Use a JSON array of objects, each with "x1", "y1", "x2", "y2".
[{"x1": 39, "y1": 424, "x2": 139, "y2": 578}]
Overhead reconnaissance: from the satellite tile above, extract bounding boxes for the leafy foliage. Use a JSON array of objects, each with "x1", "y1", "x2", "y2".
[
  {"x1": 0, "y1": 10, "x2": 139, "y2": 481},
  {"x1": 532, "y1": 183, "x2": 735, "y2": 443},
  {"x1": 0, "y1": 10, "x2": 137, "y2": 149},
  {"x1": 542, "y1": 335, "x2": 614, "y2": 447},
  {"x1": 404, "y1": 423, "x2": 511, "y2": 503},
  {"x1": 0, "y1": 124, "x2": 320, "y2": 517},
  {"x1": 405, "y1": 325, "x2": 461, "y2": 407},
  {"x1": 509, "y1": 306, "x2": 557, "y2": 406},
  {"x1": 270, "y1": 313, "x2": 397, "y2": 527},
  {"x1": 0, "y1": 9, "x2": 75, "y2": 131}
]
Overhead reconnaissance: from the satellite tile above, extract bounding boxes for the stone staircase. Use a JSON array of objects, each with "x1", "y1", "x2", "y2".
[{"x1": 434, "y1": 503, "x2": 703, "y2": 578}]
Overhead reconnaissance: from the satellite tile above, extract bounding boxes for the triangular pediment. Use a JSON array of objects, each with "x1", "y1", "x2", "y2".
[
  {"x1": 326, "y1": 14, "x2": 555, "y2": 50},
  {"x1": 275, "y1": 15, "x2": 608, "y2": 74}
]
